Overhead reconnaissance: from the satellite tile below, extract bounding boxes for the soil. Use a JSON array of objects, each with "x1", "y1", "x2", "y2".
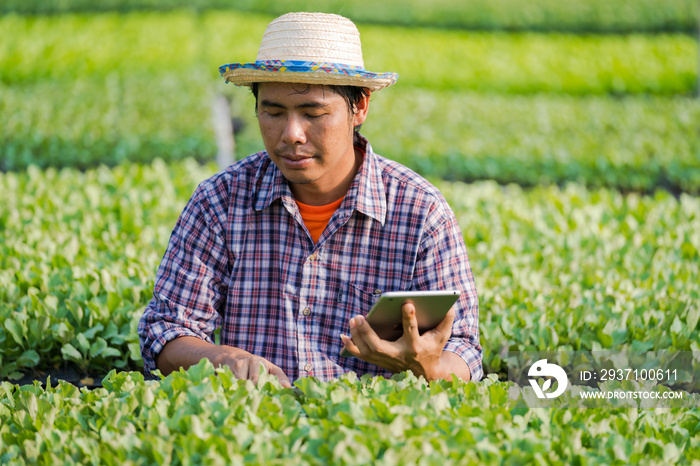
[{"x1": 7, "y1": 368, "x2": 109, "y2": 390}]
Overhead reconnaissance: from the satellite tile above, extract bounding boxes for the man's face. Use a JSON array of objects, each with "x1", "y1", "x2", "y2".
[{"x1": 256, "y1": 82, "x2": 369, "y2": 204}]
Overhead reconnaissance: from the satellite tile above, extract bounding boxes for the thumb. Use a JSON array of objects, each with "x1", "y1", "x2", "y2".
[{"x1": 430, "y1": 307, "x2": 456, "y2": 345}]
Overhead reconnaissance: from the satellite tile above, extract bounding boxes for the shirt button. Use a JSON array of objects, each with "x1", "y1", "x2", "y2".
[
  {"x1": 304, "y1": 364, "x2": 312, "y2": 372},
  {"x1": 302, "y1": 307, "x2": 311, "y2": 316},
  {"x1": 308, "y1": 253, "x2": 318, "y2": 261}
]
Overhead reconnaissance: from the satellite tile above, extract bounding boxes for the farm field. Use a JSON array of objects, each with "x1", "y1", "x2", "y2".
[
  {"x1": 1, "y1": 160, "x2": 699, "y2": 379},
  {"x1": 1, "y1": 160, "x2": 699, "y2": 462},
  {"x1": 1, "y1": 2, "x2": 699, "y2": 464},
  {"x1": 1, "y1": 362, "x2": 698, "y2": 464}
]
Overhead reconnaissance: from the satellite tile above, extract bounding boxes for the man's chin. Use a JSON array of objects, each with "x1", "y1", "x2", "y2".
[
  {"x1": 280, "y1": 169, "x2": 318, "y2": 186},
  {"x1": 286, "y1": 176, "x2": 314, "y2": 186},
  {"x1": 273, "y1": 159, "x2": 319, "y2": 185}
]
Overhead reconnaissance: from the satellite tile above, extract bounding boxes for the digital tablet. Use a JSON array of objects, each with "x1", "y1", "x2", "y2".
[{"x1": 340, "y1": 290, "x2": 461, "y2": 357}]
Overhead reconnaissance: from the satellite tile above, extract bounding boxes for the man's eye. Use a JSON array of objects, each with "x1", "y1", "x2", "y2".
[
  {"x1": 306, "y1": 113, "x2": 323, "y2": 119},
  {"x1": 266, "y1": 112, "x2": 282, "y2": 118}
]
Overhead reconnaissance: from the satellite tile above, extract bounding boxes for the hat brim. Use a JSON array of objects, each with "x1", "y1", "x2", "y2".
[{"x1": 219, "y1": 60, "x2": 398, "y2": 92}]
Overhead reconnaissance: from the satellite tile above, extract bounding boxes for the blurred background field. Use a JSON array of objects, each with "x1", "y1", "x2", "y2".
[
  {"x1": 1, "y1": 8, "x2": 698, "y2": 192},
  {"x1": 1, "y1": 0, "x2": 698, "y2": 387},
  {"x1": 3, "y1": 0, "x2": 698, "y2": 33}
]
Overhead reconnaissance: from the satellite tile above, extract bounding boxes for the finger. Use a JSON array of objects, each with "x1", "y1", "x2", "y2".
[
  {"x1": 248, "y1": 360, "x2": 263, "y2": 385},
  {"x1": 230, "y1": 359, "x2": 249, "y2": 381},
  {"x1": 340, "y1": 333, "x2": 360, "y2": 357},
  {"x1": 266, "y1": 362, "x2": 292, "y2": 388},
  {"x1": 349, "y1": 315, "x2": 383, "y2": 353},
  {"x1": 401, "y1": 303, "x2": 420, "y2": 341},
  {"x1": 252, "y1": 359, "x2": 292, "y2": 388},
  {"x1": 348, "y1": 316, "x2": 369, "y2": 354}
]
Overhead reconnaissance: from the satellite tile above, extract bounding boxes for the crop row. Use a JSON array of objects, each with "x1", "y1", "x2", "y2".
[
  {"x1": 0, "y1": 160, "x2": 212, "y2": 380},
  {"x1": 1, "y1": 361, "x2": 699, "y2": 464},
  {"x1": 3, "y1": 75, "x2": 699, "y2": 193},
  {"x1": 442, "y1": 182, "x2": 700, "y2": 375},
  {"x1": 0, "y1": 76, "x2": 217, "y2": 171},
  {"x1": 363, "y1": 91, "x2": 700, "y2": 193},
  {"x1": 1, "y1": 0, "x2": 696, "y2": 34},
  {"x1": 1, "y1": 159, "x2": 698, "y2": 380},
  {"x1": 0, "y1": 12, "x2": 694, "y2": 94}
]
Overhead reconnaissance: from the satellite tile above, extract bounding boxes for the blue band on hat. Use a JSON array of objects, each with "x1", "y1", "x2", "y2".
[{"x1": 219, "y1": 60, "x2": 398, "y2": 84}]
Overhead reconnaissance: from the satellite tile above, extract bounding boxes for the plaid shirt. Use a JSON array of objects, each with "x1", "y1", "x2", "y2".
[{"x1": 138, "y1": 134, "x2": 482, "y2": 381}]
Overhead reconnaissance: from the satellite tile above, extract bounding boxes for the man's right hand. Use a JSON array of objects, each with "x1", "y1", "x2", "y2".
[
  {"x1": 220, "y1": 352, "x2": 292, "y2": 388},
  {"x1": 156, "y1": 336, "x2": 292, "y2": 388}
]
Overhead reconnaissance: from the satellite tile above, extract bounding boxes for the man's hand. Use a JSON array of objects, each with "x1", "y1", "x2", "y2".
[
  {"x1": 339, "y1": 303, "x2": 470, "y2": 381},
  {"x1": 218, "y1": 351, "x2": 292, "y2": 388},
  {"x1": 157, "y1": 336, "x2": 292, "y2": 388}
]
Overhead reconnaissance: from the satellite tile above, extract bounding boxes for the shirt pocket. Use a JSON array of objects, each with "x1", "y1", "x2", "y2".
[
  {"x1": 333, "y1": 281, "x2": 380, "y2": 326},
  {"x1": 351, "y1": 282, "x2": 417, "y2": 341}
]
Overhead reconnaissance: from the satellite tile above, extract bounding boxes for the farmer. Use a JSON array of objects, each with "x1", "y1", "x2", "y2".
[{"x1": 138, "y1": 12, "x2": 481, "y2": 387}]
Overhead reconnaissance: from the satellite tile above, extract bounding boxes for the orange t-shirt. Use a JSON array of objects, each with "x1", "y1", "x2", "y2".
[{"x1": 296, "y1": 197, "x2": 345, "y2": 243}]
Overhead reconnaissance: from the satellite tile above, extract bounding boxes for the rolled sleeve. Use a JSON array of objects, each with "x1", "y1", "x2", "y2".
[
  {"x1": 138, "y1": 180, "x2": 230, "y2": 375},
  {"x1": 138, "y1": 300, "x2": 219, "y2": 375},
  {"x1": 444, "y1": 339, "x2": 483, "y2": 382},
  {"x1": 413, "y1": 199, "x2": 483, "y2": 382}
]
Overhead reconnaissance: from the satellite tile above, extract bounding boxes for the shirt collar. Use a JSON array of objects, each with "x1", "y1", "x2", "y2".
[
  {"x1": 253, "y1": 154, "x2": 293, "y2": 212},
  {"x1": 346, "y1": 134, "x2": 387, "y2": 225},
  {"x1": 253, "y1": 133, "x2": 387, "y2": 226}
]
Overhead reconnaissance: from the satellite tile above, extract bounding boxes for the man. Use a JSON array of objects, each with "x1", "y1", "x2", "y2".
[{"x1": 138, "y1": 12, "x2": 482, "y2": 387}]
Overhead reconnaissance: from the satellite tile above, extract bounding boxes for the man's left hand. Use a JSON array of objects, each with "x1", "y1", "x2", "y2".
[{"x1": 340, "y1": 302, "x2": 466, "y2": 381}]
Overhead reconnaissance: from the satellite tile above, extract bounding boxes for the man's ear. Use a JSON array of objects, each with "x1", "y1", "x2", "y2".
[{"x1": 352, "y1": 89, "x2": 371, "y2": 127}]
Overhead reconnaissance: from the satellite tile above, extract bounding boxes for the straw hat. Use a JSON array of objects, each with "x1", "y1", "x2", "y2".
[{"x1": 219, "y1": 12, "x2": 398, "y2": 91}]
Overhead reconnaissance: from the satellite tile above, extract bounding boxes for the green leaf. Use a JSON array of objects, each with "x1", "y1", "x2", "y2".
[
  {"x1": 17, "y1": 350, "x2": 40, "y2": 368},
  {"x1": 0, "y1": 362, "x2": 20, "y2": 379},
  {"x1": 101, "y1": 347, "x2": 121, "y2": 358},
  {"x1": 44, "y1": 295, "x2": 58, "y2": 312},
  {"x1": 82, "y1": 324, "x2": 104, "y2": 340},
  {"x1": 89, "y1": 338, "x2": 107, "y2": 358},
  {"x1": 100, "y1": 269, "x2": 114, "y2": 292},
  {"x1": 76, "y1": 333, "x2": 90, "y2": 353},
  {"x1": 128, "y1": 342, "x2": 142, "y2": 361},
  {"x1": 61, "y1": 343, "x2": 83, "y2": 362},
  {"x1": 107, "y1": 292, "x2": 121, "y2": 313},
  {"x1": 670, "y1": 316, "x2": 684, "y2": 337},
  {"x1": 4, "y1": 319, "x2": 25, "y2": 346},
  {"x1": 685, "y1": 305, "x2": 699, "y2": 332}
]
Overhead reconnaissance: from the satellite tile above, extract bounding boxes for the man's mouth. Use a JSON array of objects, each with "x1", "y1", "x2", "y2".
[{"x1": 278, "y1": 153, "x2": 315, "y2": 168}]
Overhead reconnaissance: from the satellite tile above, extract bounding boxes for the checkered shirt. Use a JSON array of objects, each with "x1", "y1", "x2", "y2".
[{"x1": 138, "y1": 134, "x2": 482, "y2": 382}]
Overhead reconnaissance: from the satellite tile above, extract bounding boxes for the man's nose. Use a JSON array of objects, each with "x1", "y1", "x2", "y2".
[{"x1": 281, "y1": 114, "x2": 306, "y2": 145}]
